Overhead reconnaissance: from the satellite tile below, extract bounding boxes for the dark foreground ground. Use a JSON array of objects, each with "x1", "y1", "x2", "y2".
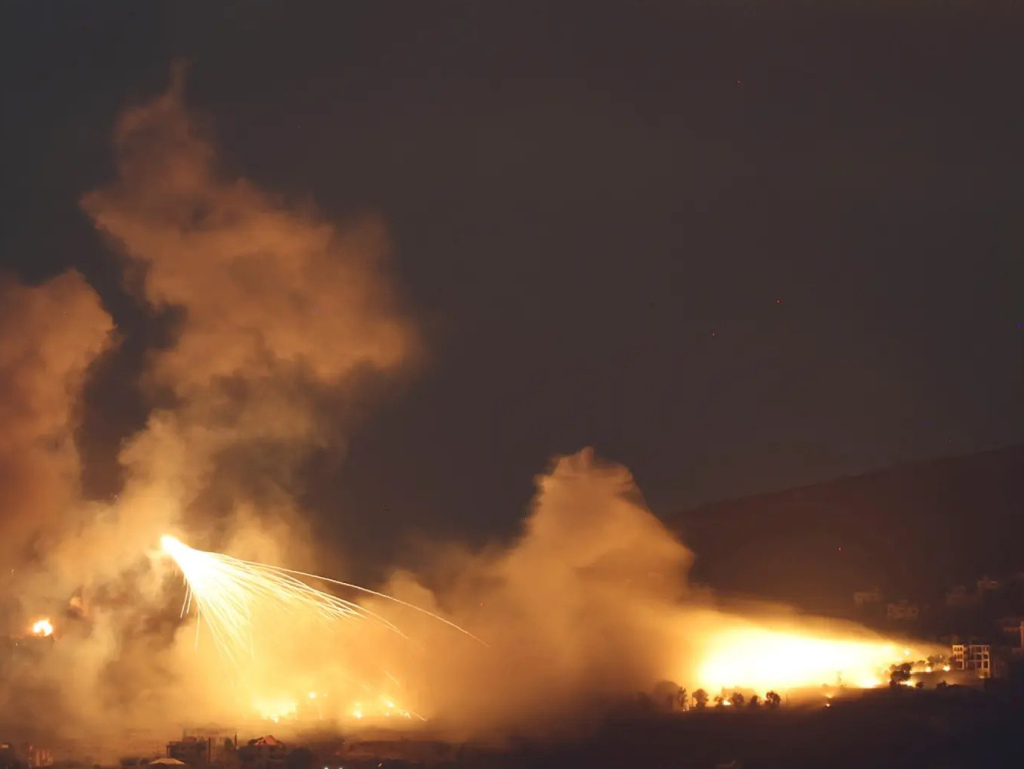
[
  {"x1": 20, "y1": 686, "x2": 1024, "y2": 769},
  {"x1": 457, "y1": 688, "x2": 1024, "y2": 769}
]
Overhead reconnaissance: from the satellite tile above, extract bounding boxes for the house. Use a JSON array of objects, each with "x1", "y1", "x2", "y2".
[
  {"x1": 951, "y1": 643, "x2": 991, "y2": 678},
  {"x1": 24, "y1": 746, "x2": 51, "y2": 768},
  {"x1": 977, "y1": 576, "x2": 1001, "y2": 594},
  {"x1": 853, "y1": 588, "x2": 882, "y2": 607},
  {"x1": 167, "y1": 737, "x2": 209, "y2": 767},
  {"x1": 945, "y1": 585, "x2": 976, "y2": 608},
  {"x1": 886, "y1": 600, "x2": 919, "y2": 621},
  {"x1": 0, "y1": 743, "x2": 22, "y2": 769},
  {"x1": 239, "y1": 736, "x2": 288, "y2": 769}
]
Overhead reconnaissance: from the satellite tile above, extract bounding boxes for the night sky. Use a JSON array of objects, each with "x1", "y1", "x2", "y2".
[{"x1": 2, "y1": 2, "x2": 1022, "y2": 568}]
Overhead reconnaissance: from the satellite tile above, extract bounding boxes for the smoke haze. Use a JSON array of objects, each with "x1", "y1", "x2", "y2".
[
  {"x1": 0, "y1": 271, "x2": 114, "y2": 566},
  {"x1": 0, "y1": 75, "x2": 933, "y2": 757},
  {"x1": 2, "y1": 72, "x2": 419, "y2": 749},
  {"x1": 71, "y1": 68, "x2": 416, "y2": 572}
]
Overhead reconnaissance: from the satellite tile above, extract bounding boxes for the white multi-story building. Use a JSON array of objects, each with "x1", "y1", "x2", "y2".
[{"x1": 951, "y1": 643, "x2": 991, "y2": 678}]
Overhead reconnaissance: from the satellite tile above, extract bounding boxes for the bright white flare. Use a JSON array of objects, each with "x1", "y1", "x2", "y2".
[
  {"x1": 159, "y1": 534, "x2": 478, "y2": 666},
  {"x1": 31, "y1": 618, "x2": 54, "y2": 637}
]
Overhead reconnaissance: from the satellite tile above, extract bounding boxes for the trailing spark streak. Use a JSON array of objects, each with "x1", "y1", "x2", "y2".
[
  {"x1": 160, "y1": 535, "x2": 479, "y2": 666},
  {"x1": 260, "y1": 562, "x2": 484, "y2": 644}
]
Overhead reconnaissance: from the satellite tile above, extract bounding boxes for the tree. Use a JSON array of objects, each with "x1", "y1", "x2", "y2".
[
  {"x1": 765, "y1": 691, "x2": 781, "y2": 708},
  {"x1": 676, "y1": 687, "x2": 688, "y2": 711},
  {"x1": 889, "y1": 662, "x2": 912, "y2": 688},
  {"x1": 692, "y1": 688, "x2": 709, "y2": 709},
  {"x1": 748, "y1": 694, "x2": 760, "y2": 708},
  {"x1": 730, "y1": 692, "x2": 745, "y2": 708},
  {"x1": 652, "y1": 680, "x2": 684, "y2": 711},
  {"x1": 714, "y1": 695, "x2": 726, "y2": 708}
]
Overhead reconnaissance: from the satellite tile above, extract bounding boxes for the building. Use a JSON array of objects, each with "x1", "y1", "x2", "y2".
[
  {"x1": 238, "y1": 736, "x2": 288, "y2": 769},
  {"x1": 951, "y1": 643, "x2": 991, "y2": 678},
  {"x1": 24, "y1": 747, "x2": 51, "y2": 768},
  {"x1": 180, "y1": 728, "x2": 236, "y2": 765},
  {"x1": 0, "y1": 743, "x2": 22, "y2": 769},
  {"x1": 167, "y1": 737, "x2": 209, "y2": 766},
  {"x1": 1, "y1": 743, "x2": 52, "y2": 769},
  {"x1": 853, "y1": 588, "x2": 882, "y2": 607},
  {"x1": 886, "y1": 600, "x2": 919, "y2": 621},
  {"x1": 977, "y1": 576, "x2": 1001, "y2": 594},
  {"x1": 945, "y1": 585, "x2": 979, "y2": 608},
  {"x1": 998, "y1": 617, "x2": 1024, "y2": 654}
]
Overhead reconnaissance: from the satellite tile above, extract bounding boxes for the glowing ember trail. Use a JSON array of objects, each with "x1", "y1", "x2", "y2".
[
  {"x1": 30, "y1": 618, "x2": 54, "y2": 637},
  {"x1": 159, "y1": 535, "x2": 480, "y2": 666}
]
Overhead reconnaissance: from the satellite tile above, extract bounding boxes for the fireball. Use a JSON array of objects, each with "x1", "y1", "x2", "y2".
[{"x1": 30, "y1": 618, "x2": 54, "y2": 637}]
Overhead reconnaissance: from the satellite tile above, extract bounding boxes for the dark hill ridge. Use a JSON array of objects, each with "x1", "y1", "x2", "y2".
[{"x1": 669, "y1": 445, "x2": 1024, "y2": 615}]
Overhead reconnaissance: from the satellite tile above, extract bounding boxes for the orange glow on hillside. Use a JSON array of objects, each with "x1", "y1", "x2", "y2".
[{"x1": 691, "y1": 623, "x2": 931, "y2": 693}]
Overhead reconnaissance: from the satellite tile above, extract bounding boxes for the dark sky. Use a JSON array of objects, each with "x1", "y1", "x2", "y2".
[{"x1": 2, "y1": 2, "x2": 1022, "y2": 565}]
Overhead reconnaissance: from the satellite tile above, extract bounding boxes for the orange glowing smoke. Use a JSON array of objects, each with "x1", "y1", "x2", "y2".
[{"x1": 31, "y1": 618, "x2": 54, "y2": 637}]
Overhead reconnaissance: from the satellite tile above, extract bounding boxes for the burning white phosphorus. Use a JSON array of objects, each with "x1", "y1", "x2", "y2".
[
  {"x1": 159, "y1": 535, "x2": 481, "y2": 667},
  {"x1": 31, "y1": 618, "x2": 54, "y2": 637}
]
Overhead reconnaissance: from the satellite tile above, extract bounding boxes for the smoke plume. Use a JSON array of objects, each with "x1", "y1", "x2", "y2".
[
  {"x1": 380, "y1": 449, "x2": 699, "y2": 731},
  {"x1": 72, "y1": 70, "x2": 416, "y2": 572},
  {"x1": 0, "y1": 271, "x2": 113, "y2": 565},
  {"x1": 0, "y1": 74, "x2": 934, "y2": 758},
  {"x1": 2, "y1": 71, "x2": 418, "y2": 749}
]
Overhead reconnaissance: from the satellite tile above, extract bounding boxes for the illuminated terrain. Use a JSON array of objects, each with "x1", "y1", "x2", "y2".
[
  {"x1": 154, "y1": 527, "x2": 933, "y2": 729},
  {"x1": 0, "y1": 81, "x2": 943, "y2": 753}
]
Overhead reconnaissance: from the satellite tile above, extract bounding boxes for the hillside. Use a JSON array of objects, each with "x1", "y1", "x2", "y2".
[{"x1": 669, "y1": 446, "x2": 1024, "y2": 615}]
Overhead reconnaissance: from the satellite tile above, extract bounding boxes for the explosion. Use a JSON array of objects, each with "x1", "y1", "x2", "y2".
[
  {"x1": 30, "y1": 619, "x2": 54, "y2": 638},
  {"x1": 159, "y1": 533, "x2": 477, "y2": 665},
  {"x1": 0, "y1": 73, "x2": 943, "y2": 753},
  {"x1": 158, "y1": 534, "x2": 476, "y2": 725}
]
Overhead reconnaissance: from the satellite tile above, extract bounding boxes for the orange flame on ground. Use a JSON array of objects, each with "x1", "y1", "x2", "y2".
[{"x1": 690, "y1": 623, "x2": 935, "y2": 694}]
